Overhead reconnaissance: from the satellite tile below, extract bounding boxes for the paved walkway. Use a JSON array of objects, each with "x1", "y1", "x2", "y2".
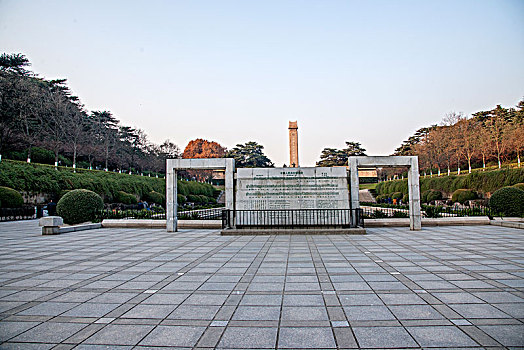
[
  {"x1": 0, "y1": 220, "x2": 523, "y2": 349},
  {"x1": 358, "y1": 190, "x2": 375, "y2": 203}
]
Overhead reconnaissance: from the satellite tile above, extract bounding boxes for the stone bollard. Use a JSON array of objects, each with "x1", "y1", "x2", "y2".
[{"x1": 39, "y1": 216, "x2": 63, "y2": 235}]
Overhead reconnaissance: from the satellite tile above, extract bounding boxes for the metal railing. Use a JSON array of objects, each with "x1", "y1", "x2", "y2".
[
  {"x1": 222, "y1": 209, "x2": 363, "y2": 229},
  {"x1": 0, "y1": 207, "x2": 36, "y2": 222},
  {"x1": 360, "y1": 205, "x2": 493, "y2": 219},
  {"x1": 97, "y1": 207, "x2": 225, "y2": 221},
  {"x1": 178, "y1": 208, "x2": 224, "y2": 220}
]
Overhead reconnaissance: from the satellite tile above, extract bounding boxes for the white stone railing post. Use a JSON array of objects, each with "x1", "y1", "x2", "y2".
[
  {"x1": 166, "y1": 160, "x2": 176, "y2": 232},
  {"x1": 348, "y1": 158, "x2": 360, "y2": 227}
]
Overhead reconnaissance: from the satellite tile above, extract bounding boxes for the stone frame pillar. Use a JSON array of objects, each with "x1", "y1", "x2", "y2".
[
  {"x1": 348, "y1": 156, "x2": 421, "y2": 230},
  {"x1": 166, "y1": 158, "x2": 235, "y2": 232}
]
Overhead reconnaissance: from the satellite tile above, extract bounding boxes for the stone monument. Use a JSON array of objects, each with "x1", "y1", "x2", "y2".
[
  {"x1": 234, "y1": 167, "x2": 351, "y2": 226},
  {"x1": 236, "y1": 167, "x2": 349, "y2": 210},
  {"x1": 289, "y1": 121, "x2": 299, "y2": 167}
]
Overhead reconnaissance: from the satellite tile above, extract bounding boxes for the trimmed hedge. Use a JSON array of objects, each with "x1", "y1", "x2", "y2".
[
  {"x1": 177, "y1": 194, "x2": 186, "y2": 204},
  {"x1": 513, "y1": 183, "x2": 524, "y2": 191},
  {"x1": 177, "y1": 180, "x2": 214, "y2": 197},
  {"x1": 114, "y1": 191, "x2": 137, "y2": 205},
  {"x1": 489, "y1": 187, "x2": 524, "y2": 217},
  {"x1": 0, "y1": 186, "x2": 24, "y2": 208},
  {"x1": 451, "y1": 189, "x2": 478, "y2": 204},
  {"x1": 376, "y1": 168, "x2": 524, "y2": 197},
  {"x1": 144, "y1": 191, "x2": 165, "y2": 205},
  {"x1": 57, "y1": 189, "x2": 104, "y2": 224},
  {"x1": 391, "y1": 192, "x2": 403, "y2": 200},
  {"x1": 0, "y1": 160, "x2": 217, "y2": 205},
  {"x1": 422, "y1": 190, "x2": 442, "y2": 203}
]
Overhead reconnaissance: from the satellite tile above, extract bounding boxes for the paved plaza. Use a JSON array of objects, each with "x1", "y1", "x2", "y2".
[{"x1": 0, "y1": 220, "x2": 523, "y2": 349}]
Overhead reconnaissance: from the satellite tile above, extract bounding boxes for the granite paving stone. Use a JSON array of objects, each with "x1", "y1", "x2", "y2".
[
  {"x1": 278, "y1": 327, "x2": 336, "y2": 349},
  {"x1": 344, "y1": 305, "x2": 396, "y2": 321},
  {"x1": 353, "y1": 326, "x2": 419, "y2": 348},
  {"x1": 479, "y1": 324, "x2": 524, "y2": 347},
  {"x1": 407, "y1": 325, "x2": 478, "y2": 347},
  {"x1": 121, "y1": 304, "x2": 177, "y2": 319},
  {"x1": 138, "y1": 325, "x2": 206, "y2": 347},
  {"x1": 232, "y1": 306, "x2": 281, "y2": 320},
  {"x1": 389, "y1": 304, "x2": 445, "y2": 320},
  {"x1": 62, "y1": 303, "x2": 120, "y2": 318},
  {"x1": 0, "y1": 321, "x2": 40, "y2": 342},
  {"x1": 282, "y1": 306, "x2": 329, "y2": 320},
  {"x1": 10, "y1": 322, "x2": 88, "y2": 343},
  {"x1": 17, "y1": 302, "x2": 79, "y2": 316},
  {"x1": 83, "y1": 324, "x2": 155, "y2": 345},
  {"x1": 218, "y1": 326, "x2": 278, "y2": 348}
]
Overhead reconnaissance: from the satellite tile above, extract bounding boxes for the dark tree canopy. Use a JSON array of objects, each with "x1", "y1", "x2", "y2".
[
  {"x1": 316, "y1": 142, "x2": 367, "y2": 167},
  {"x1": 0, "y1": 53, "x2": 31, "y2": 75},
  {"x1": 226, "y1": 141, "x2": 274, "y2": 168},
  {"x1": 0, "y1": 52, "x2": 182, "y2": 174}
]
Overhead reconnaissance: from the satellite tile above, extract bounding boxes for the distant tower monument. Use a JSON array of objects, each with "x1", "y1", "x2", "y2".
[{"x1": 289, "y1": 121, "x2": 299, "y2": 167}]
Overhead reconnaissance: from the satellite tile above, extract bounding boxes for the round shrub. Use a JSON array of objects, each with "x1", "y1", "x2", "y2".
[
  {"x1": 451, "y1": 189, "x2": 478, "y2": 204},
  {"x1": 489, "y1": 187, "x2": 524, "y2": 217},
  {"x1": 114, "y1": 191, "x2": 137, "y2": 205},
  {"x1": 57, "y1": 189, "x2": 103, "y2": 224},
  {"x1": 426, "y1": 190, "x2": 443, "y2": 203},
  {"x1": 0, "y1": 186, "x2": 24, "y2": 208},
  {"x1": 513, "y1": 183, "x2": 524, "y2": 191},
  {"x1": 144, "y1": 191, "x2": 165, "y2": 205},
  {"x1": 187, "y1": 194, "x2": 201, "y2": 203},
  {"x1": 391, "y1": 192, "x2": 403, "y2": 200},
  {"x1": 177, "y1": 194, "x2": 186, "y2": 204}
]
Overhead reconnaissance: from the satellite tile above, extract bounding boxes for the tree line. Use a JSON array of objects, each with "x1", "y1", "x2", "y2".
[
  {"x1": 394, "y1": 101, "x2": 524, "y2": 175},
  {"x1": 0, "y1": 53, "x2": 274, "y2": 174}
]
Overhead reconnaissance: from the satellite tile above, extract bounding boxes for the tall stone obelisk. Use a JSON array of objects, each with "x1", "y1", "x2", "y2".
[{"x1": 289, "y1": 121, "x2": 299, "y2": 167}]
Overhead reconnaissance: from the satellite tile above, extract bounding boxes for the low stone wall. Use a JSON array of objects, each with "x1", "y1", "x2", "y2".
[
  {"x1": 365, "y1": 216, "x2": 491, "y2": 227},
  {"x1": 490, "y1": 218, "x2": 524, "y2": 229},
  {"x1": 39, "y1": 216, "x2": 102, "y2": 235},
  {"x1": 221, "y1": 227, "x2": 366, "y2": 235},
  {"x1": 101, "y1": 219, "x2": 221, "y2": 229}
]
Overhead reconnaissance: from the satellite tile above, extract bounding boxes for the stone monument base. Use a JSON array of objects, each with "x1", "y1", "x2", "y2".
[{"x1": 221, "y1": 227, "x2": 366, "y2": 235}]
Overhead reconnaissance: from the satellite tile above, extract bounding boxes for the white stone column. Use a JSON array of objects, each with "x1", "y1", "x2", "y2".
[
  {"x1": 225, "y1": 158, "x2": 235, "y2": 210},
  {"x1": 409, "y1": 156, "x2": 422, "y2": 230},
  {"x1": 166, "y1": 160, "x2": 177, "y2": 232},
  {"x1": 348, "y1": 157, "x2": 360, "y2": 227}
]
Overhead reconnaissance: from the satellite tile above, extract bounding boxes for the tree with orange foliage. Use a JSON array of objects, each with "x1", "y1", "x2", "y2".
[{"x1": 182, "y1": 139, "x2": 226, "y2": 159}]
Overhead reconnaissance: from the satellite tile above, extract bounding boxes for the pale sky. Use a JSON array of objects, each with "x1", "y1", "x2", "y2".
[{"x1": 1, "y1": 0, "x2": 523, "y2": 166}]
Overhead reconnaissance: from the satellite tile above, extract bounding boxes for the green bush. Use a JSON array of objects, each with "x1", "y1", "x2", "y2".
[
  {"x1": 391, "y1": 192, "x2": 403, "y2": 200},
  {"x1": 422, "y1": 189, "x2": 443, "y2": 203},
  {"x1": 424, "y1": 206, "x2": 443, "y2": 218},
  {"x1": 451, "y1": 189, "x2": 478, "y2": 204},
  {"x1": 0, "y1": 186, "x2": 24, "y2": 208},
  {"x1": 177, "y1": 194, "x2": 186, "y2": 204},
  {"x1": 392, "y1": 211, "x2": 409, "y2": 218},
  {"x1": 114, "y1": 191, "x2": 137, "y2": 204},
  {"x1": 489, "y1": 187, "x2": 524, "y2": 217},
  {"x1": 402, "y1": 193, "x2": 409, "y2": 203},
  {"x1": 57, "y1": 189, "x2": 104, "y2": 224},
  {"x1": 513, "y1": 183, "x2": 524, "y2": 191},
  {"x1": 376, "y1": 168, "x2": 524, "y2": 197},
  {"x1": 0, "y1": 161, "x2": 220, "y2": 205},
  {"x1": 144, "y1": 191, "x2": 165, "y2": 205},
  {"x1": 375, "y1": 194, "x2": 386, "y2": 203},
  {"x1": 187, "y1": 194, "x2": 201, "y2": 203}
]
